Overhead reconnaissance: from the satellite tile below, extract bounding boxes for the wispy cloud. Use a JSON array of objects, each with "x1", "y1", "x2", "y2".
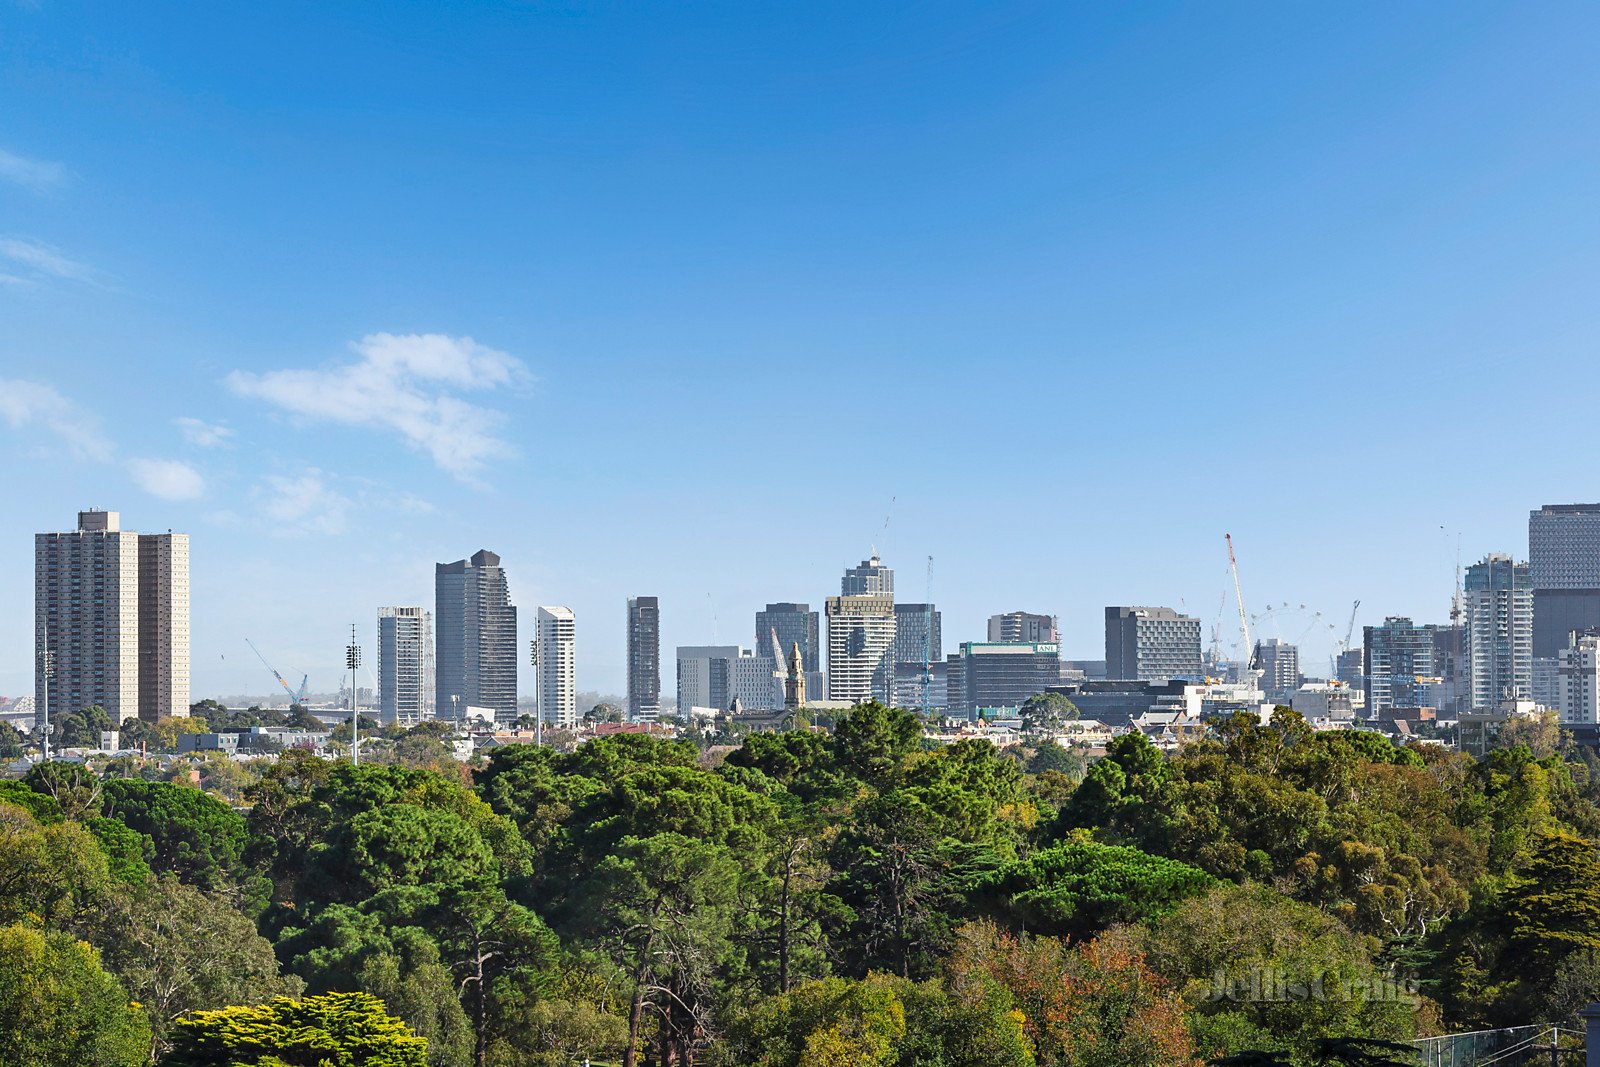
[
  {"x1": 0, "y1": 148, "x2": 65, "y2": 194},
  {"x1": 227, "y1": 332, "x2": 529, "y2": 480},
  {"x1": 0, "y1": 237, "x2": 96, "y2": 284},
  {"x1": 0, "y1": 378, "x2": 115, "y2": 461},
  {"x1": 254, "y1": 469, "x2": 352, "y2": 536},
  {"x1": 174, "y1": 416, "x2": 234, "y2": 448},
  {"x1": 127, "y1": 458, "x2": 206, "y2": 500}
]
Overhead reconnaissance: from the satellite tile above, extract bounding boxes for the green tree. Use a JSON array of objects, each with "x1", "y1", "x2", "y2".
[
  {"x1": 0, "y1": 779, "x2": 64, "y2": 823},
  {"x1": 0, "y1": 722, "x2": 25, "y2": 759},
  {"x1": 830, "y1": 701, "x2": 922, "y2": 785},
  {"x1": 828, "y1": 789, "x2": 953, "y2": 979},
  {"x1": 576, "y1": 833, "x2": 740, "y2": 1067},
  {"x1": 279, "y1": 906, "x2": 473, "y2": 1067},
  {"x1": 0, "y1": 803, "x2": 111, "y2": 926},
  {"x1": 90, "y1": 877, "x2": 302, "y2": 1058},
  {"x1": 83, "y1": 817, "x2": 154, "y2": 885},
  {"x1": 162, "y1": 991, "x2": 428, "y2": 1067},
  {"x1": 584, "y1": 702, "x2": 624, "y2": 724},
  {"x1": 724, "y1": 973, "x2": 908, "y2": 1067},
  {"x1": 56, "y1": 704, "x2": 113, "y2": 748},
  {"x1": 1141, "y1": 882, "x2": 1416, "y2": 1062},
  {"x1": 100, "y1": 779, "x2": 252, "y2": 893},
  {"x1": 1499, "y1": 832, "x2": 1600, "y2": 990},
  {"x1": 1020, "y1": 692, "x2": 1080, "y2": 734},
  {"x1": 25, "y1": 760, "x2": 106, "y2": 821},
  {"x1": 0, "y1": 923, "x2": 150, "y2": 1067},
  {"x1": 977, "y1": 838, "x2": 1215, "y2": 940}
]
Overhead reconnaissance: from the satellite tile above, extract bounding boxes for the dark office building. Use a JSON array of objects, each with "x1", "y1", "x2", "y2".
[
  {"x1": 1104, "y1": 606, "x2": 1203, "y2": 681},
  {"x1": 946, "y1": 641, "x2": 1062, "y2": 717},
  {"x1": 627, "y1": 596, "x2": 660, "y2": 720},
  {"x1": 435, "y1": 549, "x2": 518, "y2": 722},
  {"x1": 1531, "y1": 505, "x2": 1600, "y2": 667},
  {"x1": 893, "y1": 603, "x2": 942, "y2": 669},
  {"x1": 755, "y1": 603, "x2": 820, "y2": 673}
]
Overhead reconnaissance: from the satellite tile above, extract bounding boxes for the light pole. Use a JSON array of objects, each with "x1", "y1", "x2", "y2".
[
  {"x1": 37, "y1": 637, "x2": 54, "y2": 763},
  {"x1": 529, "y1": 638, "x2": 541, "y2": 746},
  {"x1": 346, "y1": 625, "x2": 362, "y2": 766}
]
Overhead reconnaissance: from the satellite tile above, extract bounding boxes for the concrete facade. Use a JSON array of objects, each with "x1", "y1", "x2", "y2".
[
  {"x1": 536, "y1": 606, "x2": 577, "y2": 728},
  {"x1": 826, "y1": 594, "x2": 896, "y2": 704},
  {"x1": 35, "y1": 510, "x2": 189, "y2": 726},
  {"x1": 1103, "y1": 606, "x2": 1203, "y2": 681},
  {"x1": 379, "y1": 606, "x2": 433, "y2": 725},
  {"x1": 1464, "y1": 554, "x2": 1533, "y2": 707}
]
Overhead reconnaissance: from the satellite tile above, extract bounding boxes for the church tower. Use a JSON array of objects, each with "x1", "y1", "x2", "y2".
[{"x1": 784, "y1": 641, "x2": 807, "y2": 711}]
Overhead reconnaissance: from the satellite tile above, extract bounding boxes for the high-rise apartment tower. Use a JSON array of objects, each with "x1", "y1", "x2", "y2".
[
  {"x1": 1463, "y1": 553, "x2": 1532, "y2": 708},
  {"x1": 627, "y1": 597, "x2": 661, "y2": 721},
  {"x1": 536, "y1": 606, "x2": 577, "y2": 728},
  {"x1": 435, "y1": 549, "x2": 518, "y2": 722},
  {"x1": 35, "y1": 510, "x2": 189, "y2": 726},
  {"x1": 378, "y1": 607, "x2": 433, "y2": 725}
]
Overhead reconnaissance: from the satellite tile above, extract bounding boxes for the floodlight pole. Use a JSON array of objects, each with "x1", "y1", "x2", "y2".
[{"x1": 346, "y1": 625, "x2": 362, "y2": 765}]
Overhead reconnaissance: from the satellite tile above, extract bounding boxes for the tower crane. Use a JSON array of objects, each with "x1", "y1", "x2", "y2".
[
  {"x1": 1330, "y1": 599, "x2": 1361, "y2": 680},
  {"x1": 245, "y1": 638, "x2": 304, "y2": 704},
  {"x1": 1341, "y1": 600, "x2": 1360, "y2": 651},
  {"x1": 1225, "y1": 533, "x2": 1253, "y2": 661}
]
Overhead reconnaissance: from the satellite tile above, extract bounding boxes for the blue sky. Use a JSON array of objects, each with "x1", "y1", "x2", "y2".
[{"x1": 3, "y1": 2, "x2": 1599, "y2": 700}]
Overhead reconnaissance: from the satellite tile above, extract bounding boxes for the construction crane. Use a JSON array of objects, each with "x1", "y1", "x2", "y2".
[
  {"x1": 1341, "y1": 600, "x2": 1360, "y2": 651},
  {"x1": 1328, "y1": 599, "x2": 1361, "y2": 679},
  {"x1": 1225, "y1": 533, "x2": 1252, "y2": 661},
  {"x1": 923, "y1": 555, "x2": 934, "y2": 717},
  {"x1": 245, "y1": 638, "x2": 303, "y2": 704}
]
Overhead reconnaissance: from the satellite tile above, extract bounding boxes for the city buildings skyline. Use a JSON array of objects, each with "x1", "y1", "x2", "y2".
[{"x1": 23, "y1": 505, "x2": 1600, "y2": 722}]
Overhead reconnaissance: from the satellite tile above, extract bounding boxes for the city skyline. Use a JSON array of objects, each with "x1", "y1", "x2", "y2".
[
  {"x1": 4, "y1": 501, "x2": 1592, "y2": 704},
  {"x1": 5, "y1": 4, "x2": 1600, "y2": 699}
]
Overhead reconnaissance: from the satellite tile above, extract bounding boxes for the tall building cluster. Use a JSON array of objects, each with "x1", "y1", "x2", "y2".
[{"x1": 35, "y1": 498, "x2": 1600, "y2": 740}]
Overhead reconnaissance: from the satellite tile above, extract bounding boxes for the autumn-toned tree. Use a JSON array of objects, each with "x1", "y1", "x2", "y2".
[{"x1": 946, "y1": 919, "x2": 1200, "y2": 1067}]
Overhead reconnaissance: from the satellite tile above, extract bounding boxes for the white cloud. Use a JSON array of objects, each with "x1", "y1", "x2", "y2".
[
  {"x1": 0, "y1": 237, "x2": 95, "y2": 283},
  {"x1": 0, "y1": 149, "x2": 65, "y2": 193},
  {"x1": 255, "y1": 469, "x2": 352, "y2": 535},
  {"x1": 174, "y1": 416, "x2": 234, "y2": 448},
  {"x1": 227, "y1": 333, "x2": 528, "y2": 479},
  {"x1": 0, "y1": 378, "x2": 115, "y2": 461},
  {"x1": 127, "y1": 457, "x2": 205, "y2": 500}
]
